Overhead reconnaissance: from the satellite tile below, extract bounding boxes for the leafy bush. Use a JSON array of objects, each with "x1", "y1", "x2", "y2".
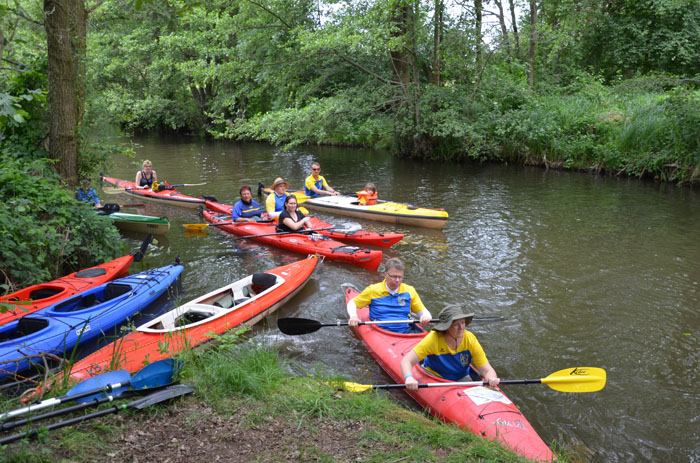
[{"x1": 0, "y1": 158, "x2": 124, "y2": 293}]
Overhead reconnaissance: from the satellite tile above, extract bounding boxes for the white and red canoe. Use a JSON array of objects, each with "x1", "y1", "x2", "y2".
[
  {"x1": 62, "y1": 256, "x2": 319, "y2": 383},
  {"x1": 345, "y1": 286, "x2": 555, "y2": 461}
]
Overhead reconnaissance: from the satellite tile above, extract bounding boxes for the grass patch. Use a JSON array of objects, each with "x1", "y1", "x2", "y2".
[{"x1": 1, "y1": 341, "x2": 558, "y2": 462}]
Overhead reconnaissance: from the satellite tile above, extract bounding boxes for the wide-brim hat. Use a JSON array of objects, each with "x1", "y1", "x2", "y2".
[
  {"x1": 433, "y1": 304, "x2": 474, "y2": 331},
  {"x1": 271, "y1": 177, "x2": 290, "y2": 189}
]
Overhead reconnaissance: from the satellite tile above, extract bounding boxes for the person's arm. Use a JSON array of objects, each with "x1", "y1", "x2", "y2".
[
  {"x1": 346, "y1": 299, "x2": 360, "y2": 327},
  {"x1": 415, "y1": 309, "x2": 432, "y2": 325},
  {"x1": 474, "y1": 362, "x2": 499, "y2": 387},
  {"x1": 135, "y1": 171, "x2": 143, "y2": 188},
  {"x1": 322, "y1": 178, "x2": 340, "y2": 196},
  {"x1": 232, "y1": 202, "x2": 245, "y2": 223},
  {"x1": 152, "y1": 170, "x2": 157, "y2": 183},
  {"x1": 400, "y1": 351, "x2": 421, "y2": 391},
  {"x1": 265, "y1": 194, "x2": 281, "y2": 218},
  {"x1": 281, "y1": 214, "x2": 309, "y2": 231}
]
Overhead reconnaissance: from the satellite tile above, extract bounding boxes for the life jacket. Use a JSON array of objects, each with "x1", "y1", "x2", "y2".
[{"x1": 357, "y1": 190, "x2": 377, "y2": 205}]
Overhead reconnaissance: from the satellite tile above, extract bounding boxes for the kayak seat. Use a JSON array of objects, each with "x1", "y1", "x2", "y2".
[
  {"x1": 103, "y1": 283, "x2": 132, "y2": 301},
  {"x1": 0, "y1": 318, "x2": 49, "y2": 341},
  {"x1": 74, "y1": 268, "x2": 108, "y2": 278},
  {"x1": 251, "y1": 273, "x2": 277, "y2": 294},
  {"x1": 80, "y1": 293, "x2": 98, "y2": 309},
  {"x1": 29, "y1": 288, "x2": 63, "y2": 301}
]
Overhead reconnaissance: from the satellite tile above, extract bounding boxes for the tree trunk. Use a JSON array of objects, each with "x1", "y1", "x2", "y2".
[
  {"x1": 69, "y1": 0, "x2": 87, "y2": 124},
  {"x1": 474, "y1": 0, "x2": 483, "y2": 65},
  {"x1": 44, "y1": 0, "x2": 78, "y2": 187},
  {"x1": 508, "y1": 0, "x2": 520, "y2": 59},
  {"x1": 493, "y1": 0, "x2": 511, "y2": 57},
  {"x1": 527, "y1": 0, "x2": 538, "y2": 87},
  {"x1": 431, "y1": 0, "x2": 443, "y2": 85}
]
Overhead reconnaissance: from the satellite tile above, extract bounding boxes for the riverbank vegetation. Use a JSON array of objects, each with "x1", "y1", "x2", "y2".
[
  {"x1": 2, "y1": 0, "x2": 699, "y2": 189},
  {"x1": 0, "y1": 339, "x2": 558, "y2": 462}
]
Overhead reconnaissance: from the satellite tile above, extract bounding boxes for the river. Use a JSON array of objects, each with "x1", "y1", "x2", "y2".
[{"x1": 101, "y1": 134, "x2": 699, "y2": 462}]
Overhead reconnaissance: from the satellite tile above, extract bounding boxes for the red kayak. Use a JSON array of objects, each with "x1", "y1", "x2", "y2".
[
  {"x1": 203, "y1": 209, "x2": 382, "y2": 270},
  {"x1": 0, "y1": 237, "x2": 150, "y2": 327},
  {"x1": 63, "y1": 256, "x2": 319, "y2": 383},
  {"x1": 101, "y1": 175, "x2": 205, "y2": 208},
  {"x1": 205, "y1": 200, "x2": 404, "y2": 248},
  {"x1": 345, "y1": 287, "x2": 555, "y2": 461}
]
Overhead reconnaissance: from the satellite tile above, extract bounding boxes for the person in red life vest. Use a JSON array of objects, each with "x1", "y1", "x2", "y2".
[
  {"x1": 400, "y1": 305, "x2": 500, "y2": 390},
  {"x1": 232, "y1": 185, "x2": 264, "y2": 223},
  {"x1": 357, "y1": 182, "x2": 378, "y2": 205},
  {"x1": 135, "y1": 160, "x2": 157, "y2": 189}
]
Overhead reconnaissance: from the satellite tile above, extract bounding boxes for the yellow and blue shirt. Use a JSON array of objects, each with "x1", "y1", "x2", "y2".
[
  {"x1": 352, "y1": 281, "x2": 426, "y2": 333},
  {"x1": 413, "y1": 330, "x2": 488, "y2": 381},
  {"x1": 304, "y1": 175, "x2": 329, "y2": 197},
  {"x1": 232, "y1": 199, "x2": 263, "y2": 221},
  {"x1": 266, "y1": 192, "x2": 286, "y2": 214}
]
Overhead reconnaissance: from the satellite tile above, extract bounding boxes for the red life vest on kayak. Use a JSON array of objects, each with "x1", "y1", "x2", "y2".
[{"x1": 357, "y1": 190, "x2": 377, "y2": 205}]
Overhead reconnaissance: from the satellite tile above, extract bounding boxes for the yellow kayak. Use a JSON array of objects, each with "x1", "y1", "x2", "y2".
[{"x1": 292, "y1": 192, "x2": 448, "y2": 229}]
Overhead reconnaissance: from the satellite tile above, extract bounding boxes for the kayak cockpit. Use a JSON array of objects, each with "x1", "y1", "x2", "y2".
[{"x1": 138, "y1": 272, "x2": 282, "y2": 333}]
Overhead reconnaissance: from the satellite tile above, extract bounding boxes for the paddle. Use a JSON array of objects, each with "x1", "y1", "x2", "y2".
[
  {"x1": 0, "y1": 373, "x2": 180, "y2": 431},
  {"x1": 329, "y1": 367, "x2": 607, "y2": 393},
  {"x1": 0, "y1": 358, "x2": 178, "y2": 421},
  {"x1": 131, "y1": 233, "x2": 153, "y2": 263},
  {"x1": 0, "y1": 384, "x2": 194, "y2": 445},
  {"x1": 182, "y1": 219, "x2": 275, "y2": 231},
  {"x1": 277, "y1": 316, "x2": 506, "y2": 335},
  {"x1": 231, "y1": 227, "x2": 334, "y2": 241}
]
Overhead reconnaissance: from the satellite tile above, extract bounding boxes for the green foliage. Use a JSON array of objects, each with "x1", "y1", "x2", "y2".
[{"x1": 0, "y1": 157, "x2": 124, "y2": 293}]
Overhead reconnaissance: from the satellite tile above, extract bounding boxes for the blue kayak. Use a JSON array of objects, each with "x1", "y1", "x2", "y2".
[{"x1": 0, "y1": 264, "x2": 183, "y2": 380}]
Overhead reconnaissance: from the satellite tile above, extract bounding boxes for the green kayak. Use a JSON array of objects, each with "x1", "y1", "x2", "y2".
[{"x1": 106, "y1": 212, "x2": 170, "y2": 235}]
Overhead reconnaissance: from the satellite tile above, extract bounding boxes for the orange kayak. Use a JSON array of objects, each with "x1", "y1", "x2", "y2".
[
  {"x1": 101, "y1": 175, "x2": 205, "y2": 209},
  {"x1": 63, "y1": 256, "x2": 319, "y2": 383},
  {"x1": 202, "y1": 209, "x2": 382, "y2": 270},
  {"x1": 0, "y1": 252, "x2": 141, "y2": 327},
  {"x1": 206, "y1": 200, "x2": 403, "y2": 248},
  {"x1": 345, "y1": 286, "x2": 555, "y2": 461}
]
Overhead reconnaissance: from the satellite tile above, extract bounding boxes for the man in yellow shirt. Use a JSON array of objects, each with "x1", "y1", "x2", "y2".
[
  {"x1": 347, "y1": 258, "x2": 432, "y2": 333},
  {"x1": 304, "y1": 162, "x2": 340, "y2": 197}
]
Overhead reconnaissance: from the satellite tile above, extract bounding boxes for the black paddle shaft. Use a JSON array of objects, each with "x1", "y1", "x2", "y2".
[{"x1": 0, "y1": 385, "x2": 194, "y2": 445}]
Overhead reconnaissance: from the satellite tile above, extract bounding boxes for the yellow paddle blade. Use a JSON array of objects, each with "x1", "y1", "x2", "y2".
[
  {"x1": 325, "y1": 381, "x2": 373, "y2": 392},
  {"x1": 291, "y1": 191, "x2": 309, "y2": 203},
  {"x1": 182, "y1": 223, "x2": 209, "y2": 230},
  {"x1": 298, "y1": 206, "x2": 310, "y2": 215},
  {"x1": 541, "y1": 367, "x2": 606, "y2": 393}
]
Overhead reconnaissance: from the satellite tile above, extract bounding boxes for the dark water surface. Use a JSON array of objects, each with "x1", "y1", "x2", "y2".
[{"x1": 103, "y1": 135, "x2": 699, "y2": 462}]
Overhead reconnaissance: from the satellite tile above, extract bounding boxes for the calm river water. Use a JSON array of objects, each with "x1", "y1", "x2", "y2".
[{"x1": 102, "y1": 134, "x2": 699, "y2": 462}]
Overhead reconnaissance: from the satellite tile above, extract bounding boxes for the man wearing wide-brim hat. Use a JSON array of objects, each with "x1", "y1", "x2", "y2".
[
  {"x1": 400, "y1": 304, "x2": 500, "y2": 390},
  {"x1": 266, "y1": 177, "x2": 291, "y2": 218}
]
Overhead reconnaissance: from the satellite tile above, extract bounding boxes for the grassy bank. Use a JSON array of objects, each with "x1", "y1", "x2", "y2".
[{"x1": 0, "y1": 336, "x2": 565, "y2": 462}]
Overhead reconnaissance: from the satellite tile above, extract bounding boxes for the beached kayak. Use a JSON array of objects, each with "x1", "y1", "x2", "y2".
[
  {"x1": 0, "y1": 264, "x2": 183, "y2": 381},
  {"x1": 63, "y1": 256, "x2": 318, "y2": 382},
  {"x1": 295, "y1": 193, "x2": 448, "y2": 229},
  {"x1": 202, "y1": 209, "x2": 382, "y2": 270},
  {"x1": 206, "y1": 200, "x2": 403, "y2": 247},
  {"x1": 0, "y1": 236, "x2": 151, "y2": 327},
  {"x1": 100, "y1": 175, "x2": 205, "y2": 209},
  {"x1": 345, "y1": 287, "x2": 555, "y2": 461},
  {"x1": 105, "y1": 212, "x2": 170, "y2": 235}
]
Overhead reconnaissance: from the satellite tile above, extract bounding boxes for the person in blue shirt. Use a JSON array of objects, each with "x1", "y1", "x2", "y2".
[
  {"x1": 232, "y1": 185, "x2": 264, "y2": 223},
  {"x1": 77, "y1": 178, "x2": 101, "y2": 208},
  {"x1": 347, "y1": 258, "x2": 432, "y2": 333}
]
